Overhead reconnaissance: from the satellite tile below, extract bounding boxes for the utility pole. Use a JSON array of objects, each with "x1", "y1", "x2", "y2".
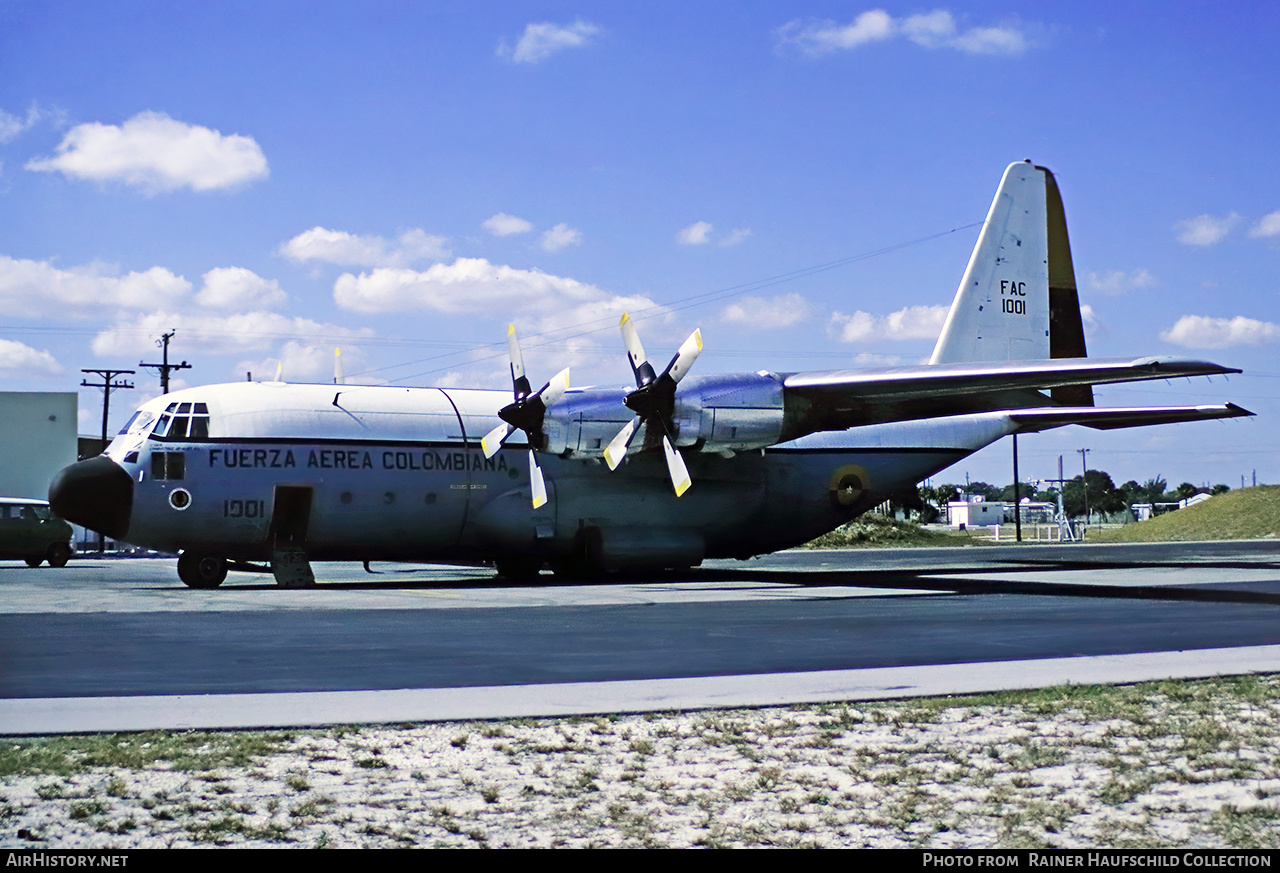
[
  {"x1": 1012, "y1": 433, "x2": 1022, "y2": 542},
  {"x1": 80, "y1": 368, "x2": 134, "y2": 554},
  {"x1": 1078, "y1": 448, "x2": 1091, "y2": 526},
  {"x1": 139, "y1": 330, "x2": 190, "y2": 395},
  {"x1": 1042, "y1": 455, "x2": 1075, "y2": 542},
  {"x1": 81, "y1": 368, "x2": 135, "y2": 454}
]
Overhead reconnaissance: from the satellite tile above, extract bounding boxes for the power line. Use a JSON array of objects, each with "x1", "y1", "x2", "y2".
[{"x1": 369, "y1": 221, "x2": 984, "y2": 384}]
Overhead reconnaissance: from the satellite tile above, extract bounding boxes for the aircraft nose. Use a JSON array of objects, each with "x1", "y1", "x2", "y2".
[{"x1": 48, "y1": 456, "x2": 134, "y2": 540}]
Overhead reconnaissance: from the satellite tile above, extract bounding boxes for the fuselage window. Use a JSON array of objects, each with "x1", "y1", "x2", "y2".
[{"x1": 151, "y1": 451, "x2": 185, "y2": 480}]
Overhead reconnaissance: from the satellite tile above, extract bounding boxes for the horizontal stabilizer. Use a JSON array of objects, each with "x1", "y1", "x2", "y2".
[{"x1": 1008, "y1": 403, "x2": 1253, "y2": 433}]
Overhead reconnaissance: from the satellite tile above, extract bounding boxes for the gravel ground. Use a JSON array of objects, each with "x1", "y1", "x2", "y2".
[{"x1": 4, "y1": 675, "x2": 1280, "y2": 849}]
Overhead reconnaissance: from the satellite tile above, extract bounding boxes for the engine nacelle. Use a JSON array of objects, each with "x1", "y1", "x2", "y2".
[{"x1": 540, "y1": 372, "x2": 785, "y2": 459}]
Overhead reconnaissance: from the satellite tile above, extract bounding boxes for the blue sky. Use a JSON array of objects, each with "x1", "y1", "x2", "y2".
[{"x1": 0, "y1": 2, "x2": 1276, "y2": 491}]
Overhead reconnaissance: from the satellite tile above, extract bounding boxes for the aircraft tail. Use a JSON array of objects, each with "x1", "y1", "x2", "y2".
[{"x1": 930, "y1": 161, "x2": 1092, "y2": 404}]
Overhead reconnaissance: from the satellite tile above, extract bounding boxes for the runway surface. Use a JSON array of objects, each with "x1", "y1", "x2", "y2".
[{"x1": 3, "y1": 540, "x2": 1280, "y2": 733}]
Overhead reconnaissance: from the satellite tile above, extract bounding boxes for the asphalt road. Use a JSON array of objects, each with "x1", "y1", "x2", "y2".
[{"x1": 4, "y1": 541, "x2": 1280, "y2": 700}]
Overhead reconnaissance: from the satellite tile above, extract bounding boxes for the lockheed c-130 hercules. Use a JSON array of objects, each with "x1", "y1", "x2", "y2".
[{"x1": 50, "y1": 161, "x2": 1251, "y2": 588}]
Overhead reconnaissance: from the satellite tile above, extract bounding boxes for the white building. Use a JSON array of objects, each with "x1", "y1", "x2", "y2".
[
  {"x1": 0, "y1": 393, "x2": 78, "y2": 500},
  {"x1": 946, "y1": 497, "x2": 1056, "y2": 528}
]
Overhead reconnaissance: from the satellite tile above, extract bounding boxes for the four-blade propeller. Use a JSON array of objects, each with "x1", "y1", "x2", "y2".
[
  {"x1": 480, "y1": 316, "x2": 702, "y2": 508},
  {"x1": 480, "y1": 324, "x2": 569, "y2": 509},
  {"x1": 604, "y1": 313, "x2": 702, "y2": 496}
]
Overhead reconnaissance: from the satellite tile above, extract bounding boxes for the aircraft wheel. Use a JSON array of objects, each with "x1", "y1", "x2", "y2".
[
  {"x1": 24, "y1": 556, "x2": 43, "y2": 568},
  {"x1": 46, "y1": 543, "x2": 71, "y2": 568},
  {"x1": 178, "y1": 552, "x2": 227, "y2": 589}
]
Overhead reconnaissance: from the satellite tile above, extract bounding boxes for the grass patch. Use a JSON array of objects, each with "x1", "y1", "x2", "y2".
[
  {"x1": 0, "y1": 731, "x2": 293, "y2": 779},
  {"x1": 1091, "y1": 486, "x2": 1280, "y2": 543},
  {"x1": 802, "y1": 514, "x2": 961, "y2": 548}
]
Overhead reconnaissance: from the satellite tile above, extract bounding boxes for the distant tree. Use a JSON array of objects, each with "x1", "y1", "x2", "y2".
[
  {"x1": 1174, "y1": 482, "x2": 1204, "y2": 501},
  {"x1": 996, "y1": 482, "x2": 1037, "y2": 503},
  {"x1": 1210, "y1": 484, "x2": 1230, "y2": 496},
  {"x1": 1143, "y1": 476, "x2": 1169, "y2": 503},
  {"x1": 965, "y1": 481, "x2": 1000, "y2": 500},
  {"x1": 921, "y1": 483, "x2": 962, "y2": 509},
  {"x1": 1062, "y1": 470, "x2": 1128, "y2": 519}
]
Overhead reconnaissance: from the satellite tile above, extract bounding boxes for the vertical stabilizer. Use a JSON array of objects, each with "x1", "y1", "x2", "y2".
[
  {"x1": 1043, "y1": 168, "x2": 1092, "y2": 405},
  {"x1": 931, "y1": 161, "x2": 1053, "y2": 365}
]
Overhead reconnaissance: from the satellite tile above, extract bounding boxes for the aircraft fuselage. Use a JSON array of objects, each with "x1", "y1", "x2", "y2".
[{"x1": 55, "y1": 381, "x2": 1011, "y2": 573}]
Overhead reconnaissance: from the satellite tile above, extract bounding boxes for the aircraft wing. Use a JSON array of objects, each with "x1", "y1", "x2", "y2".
[
  {"x1": 780, "y1": 355, "x2": 1242, "y2": 436},
  {"x1": 1007, "y1": 403, "x2": 1254, "y2": 432}
]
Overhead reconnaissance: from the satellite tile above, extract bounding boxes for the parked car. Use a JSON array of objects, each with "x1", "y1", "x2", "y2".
[{"x1": 0, "y1": 498, "x2": 73, "y2": 567}]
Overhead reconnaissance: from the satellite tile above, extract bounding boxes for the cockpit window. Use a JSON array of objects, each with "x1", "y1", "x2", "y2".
[
  {"x1": 148, "y1": 402, "x2": 211, "y2": 441},
  {"x1": 118, "y1": 410, "x2": 157, "y2": 435}
]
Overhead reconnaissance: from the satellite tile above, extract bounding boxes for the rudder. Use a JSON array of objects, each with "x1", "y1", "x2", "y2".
[{"x1": 931, "y1": 160, "x2": 1090, "y2": 404}]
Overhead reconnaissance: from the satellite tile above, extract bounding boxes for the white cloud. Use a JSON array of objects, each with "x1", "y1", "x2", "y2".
[
  {"x1": 502, "y1": 20, "x2": 600, "y2": 63},
  {"x1": 676, "y1": 221, "x2": 714, "y2": 245},
  {"x1": 829, "y1": 305, "x2": 949, "y2": 343},
  {"x1": 779, "y1": 9, "x2": 1028, "y2": 56},
  {"x1": 1160, "y1": 315, "x2": 1280, "y2": 349},
  {"x1": 1079, "y1": 303, "x2": 1104, "y2": 340},
  {"x1": 0, "y1": 255, "x2": 190, "y2": 316},
  {"x1": 331, "y1": 256, "x2": 667, "y2": 367},
  {"x1": 0, "y1": 104, "x2": 45, "y2": 144},
  {"x1": 25, "y1": 111, "x2": 268, "y2": 193},
  {"x1": 196, "y1": 267, "x2": 287, "y2": 310},
  {"x1": 721, "y1": 293, "x2": 811, "y2": 329},
  {"x1": 779, "y1": 9, "x2": 894, "y2": 53},
  {"x1": 539, "y1": 223, "x2": 582, "y2": 252},
  {"x1": 334, "y1": 257, "x2": 609, "y2": 314},
  {"x1": 482, "y1": 213, "x2": 533, "y2": 236},
  {"x1": 1174, "y1": 213, "x2": 1241, "y2": 246},
  {"x1": 237, "y1": 341, "x2": 366, "y2": 384},
  {"x1": 846, "y1": 352, "x2": 908, "y2": 367},
  {"x1": 1084, "y1": 268, "x2": 1158, "y2": 295},
  {"x1": 676, "y1": 221, "x2": 751, "y2": 247},
  {"x1": 91, "y1": 310, "x2": 372, "y2": 357},
  {"x1": 0, "y1": 339, "x2": 61, "y2": 376},
  {"x1": 279, "y1": 226, "x2": 449, "y2": 268},
  {"x1": 1249, "y1": 211, "x2": 1280, "y2": 239}
]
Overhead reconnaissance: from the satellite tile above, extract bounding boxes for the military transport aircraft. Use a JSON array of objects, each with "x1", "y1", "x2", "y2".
[{"x1": 49, "y1": 161, "x2": 1251, "y2": 588}]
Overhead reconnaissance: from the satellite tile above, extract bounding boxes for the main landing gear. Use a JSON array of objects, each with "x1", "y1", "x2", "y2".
[{"x1": 177, "y1": 551, "x2": 227, "y2": 589}]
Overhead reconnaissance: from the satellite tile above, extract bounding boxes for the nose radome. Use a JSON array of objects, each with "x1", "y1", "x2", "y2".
[{"x1": 48, "y1": 456, "x2": 134, "y2": 540}]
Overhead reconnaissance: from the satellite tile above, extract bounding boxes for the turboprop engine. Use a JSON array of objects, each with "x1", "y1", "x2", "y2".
[
  {"x1": 481, "y1": 315, "x2": 788, "y2": 505},
  {"x1": 541, "y1": 371, "x2": 786, "y2": 460}
]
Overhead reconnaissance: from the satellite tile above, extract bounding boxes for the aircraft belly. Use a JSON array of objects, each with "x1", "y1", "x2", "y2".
[{"x1": 704, "y1": 446, "x2": 971, "y2": 557}]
